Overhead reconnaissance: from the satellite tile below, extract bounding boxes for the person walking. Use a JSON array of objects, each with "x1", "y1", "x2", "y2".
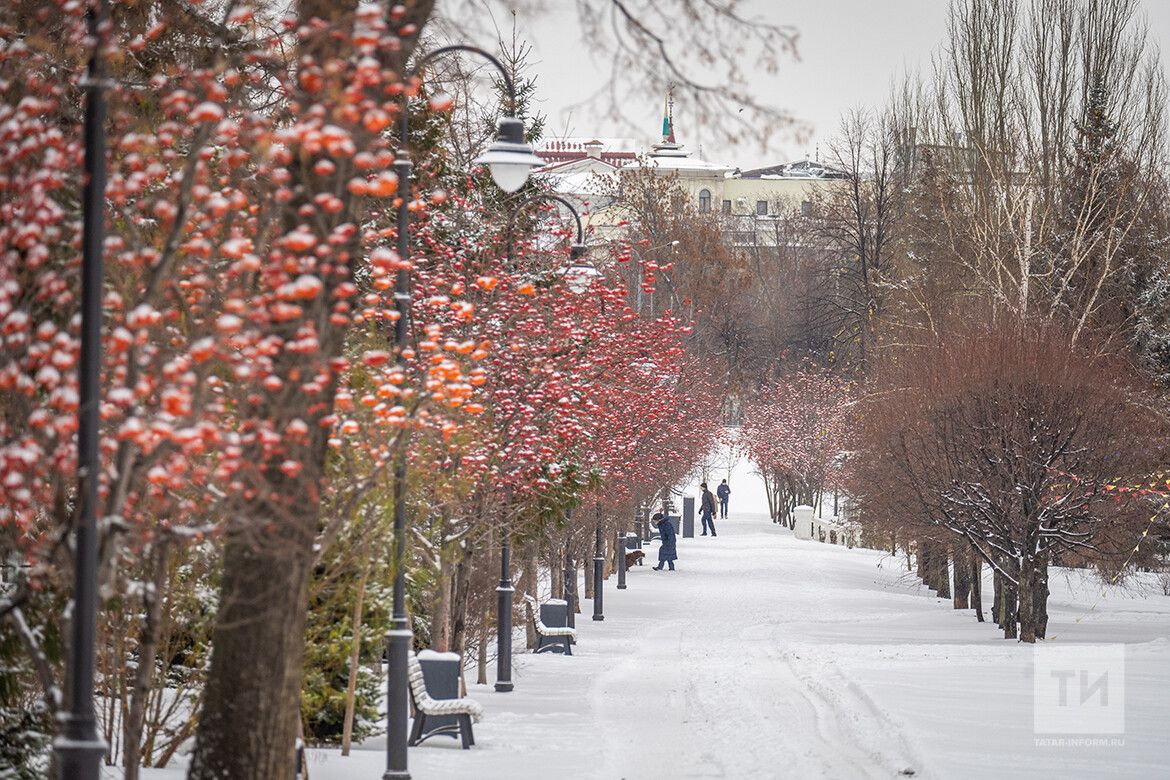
[
  {"x1": 716, "y1": 479, "x2": 730, "y2": 519},
  {"x1": 651, "y1": 512, "x2": 677, "y2": 571},
  {"x1": 699, "y1": 483, "x2": 718, "y2": 536}
]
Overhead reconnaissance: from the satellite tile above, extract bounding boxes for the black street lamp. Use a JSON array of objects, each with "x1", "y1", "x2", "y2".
[
  {"x1": 592, "y1": 503, "x2": 605, "y2": 621},
  {"x1": 504, "y1": 192, "x2": 589, "y2": 269},
  {"x1": 386, "y1": 44, "x2": 542, "y2": 780},
  {"x1": 615, "y1": 525, "x2": 627, "y2": 590},
  {"x1": 495, "y1": 487, "x2": 514, "y2": 693},
  {"x1": 494, "y1": 195, "x2": 591, "y2": 694},
  {"x1": 54, "y1": 5, "x2": 111, "y2": 779}
]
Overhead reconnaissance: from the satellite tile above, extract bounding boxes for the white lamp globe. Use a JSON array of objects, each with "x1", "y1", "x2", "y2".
[
  {"x1": 474, "y1": 117, "x2": 545, "y2": 193},
  {"x1": 488, "y1": 161, "x2": 532, "y2": 194},
  {"x1": 562, "y1": 260, "x2": 600, "y2": 295}
]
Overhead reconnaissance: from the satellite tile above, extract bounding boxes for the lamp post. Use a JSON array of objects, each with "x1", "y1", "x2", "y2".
[
  {"x1": 615, "y1": 525, "x2": 627, "y2": 589},
  {"x1": 386, "y1": 45, "x2": 542, "y2": 780},
  {"x1": 495, "y1": 487, "x2": 514, "y2": 692},
  {"x1": 492, "y1": 194, "x2": 591, "y2": 691},
  {"x1": 504, "y1": 192, "x2": 589, "y2": 270},
  {"x1": 592, "y1": 502, "x2": 605, "y2": 621},
  {"x1": 55, "y1": 5, "x2": 110, "y2": 779}
]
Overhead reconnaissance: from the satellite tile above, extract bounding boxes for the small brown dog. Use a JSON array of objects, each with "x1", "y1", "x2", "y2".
[{"x1": 624, "y1": 549, "x2": 646, "y2": 568}]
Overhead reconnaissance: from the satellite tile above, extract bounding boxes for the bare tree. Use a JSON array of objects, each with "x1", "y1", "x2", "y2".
[{"x1": 853, "y1": 321, "x2": 1165, "y2": 642}]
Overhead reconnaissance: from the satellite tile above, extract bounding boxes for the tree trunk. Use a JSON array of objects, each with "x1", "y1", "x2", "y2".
[
  {"x1": 1002, "y1": 573, "x2": 1019, "y2": 640},
  {"x1": 124, "y1": 543, "x2": 170, "y2": 780},
  {"x1": 952, "y1": 547, "x2": 970, "y2": 610},
  {"x1": 476, "y1": 621, "x2": 488, "y2": 685},
  {"x1": 524, "y1": 548, "x2": 538, "y2": 650},
  {"x1": 970, "y1": 554, "x2": 984, "y2": 622},
  {"x1": 1017, "y1": 554, "x2": 1036, "y2": 643},
  {"x1": 450, "y1": 544, "x2": 475, "y2": 659},
  {"x1": 340, "y1": 569, "x2": 368, "y2": 756},
  {"x1": 583, "y1": 544, "x2": 594, "y2": 599},
  {"x1": 916, "y1": 539, "x2": 929, "y2": 583},
  {"x1": 933, "y1": 546, "x2": 951, "y2": 599},
  {"x1": 993, "y1": 569, "x2": 1004, "y2": 627},
  {"x1": 1033, "y1": 552, "x2": 1050, "y2": 639},
  {"x1": 188, "y1": 515, "x2": 316, "y2": 780},
  {"x1": 432, "y1": 525, "x2": 453, "y2": 652},
  {"x1": 549, "y1": 541, "x2": 563, "y2": 600}
]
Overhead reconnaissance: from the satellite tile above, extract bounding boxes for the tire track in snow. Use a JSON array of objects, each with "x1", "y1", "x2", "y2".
[{"x1": 775, "y1": 645, "x2": 927, "y2": 779}]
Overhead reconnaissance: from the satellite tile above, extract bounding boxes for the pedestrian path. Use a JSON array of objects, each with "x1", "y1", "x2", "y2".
[{"x1": 307, "y1": 505, "x2": 1170, "y2": 780}]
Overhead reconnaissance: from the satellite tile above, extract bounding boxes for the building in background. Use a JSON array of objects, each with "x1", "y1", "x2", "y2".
[{"x1": 536, "y1": 104, "x2": 847, "y2": 249}]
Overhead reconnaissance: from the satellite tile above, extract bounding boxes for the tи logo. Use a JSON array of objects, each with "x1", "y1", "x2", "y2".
[{"x1": 1033, "y1": 645, "x2": 1125, "y2": 736}]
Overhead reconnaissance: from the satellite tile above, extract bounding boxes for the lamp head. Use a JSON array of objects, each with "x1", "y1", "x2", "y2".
[
  {"x1": 569, "y1": 242, "x2": 589, "y2": 261},
  {"x1": 561, "y1": 259, "x2": 600, "y2": 295},
  {"x1": 474, "y1": 116, "x2": 545, "y2": 193}
]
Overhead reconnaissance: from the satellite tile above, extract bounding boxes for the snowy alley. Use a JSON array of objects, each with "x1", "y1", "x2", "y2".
[{"x1": 277, "y1": 463, "x2": 1170, "y2": 780}]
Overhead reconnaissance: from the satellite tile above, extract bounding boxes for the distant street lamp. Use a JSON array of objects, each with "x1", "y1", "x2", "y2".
[
  {"x1": 615, "y1": 526, "x2": 627, "y2": 590},
  {"x1": 495, "y1": 486, "x2": 515, "y2": 692},
  {"x1": 386, "y1": 44, "x2": 542, "y2": 780},
  {"x1": 494, "y1": 193, "x2": 592, "y2": 693},
  {"x1": 592, "y1": 502, "x2": 605, "y2": 621}
]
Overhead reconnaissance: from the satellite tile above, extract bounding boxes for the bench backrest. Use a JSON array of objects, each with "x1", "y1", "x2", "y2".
[
  {"x1": 407, "y1": 652, "x2": 432, "y2": 709},
  {"x1": 521, "y1": 594, "x2": 548, "y2": 633}
]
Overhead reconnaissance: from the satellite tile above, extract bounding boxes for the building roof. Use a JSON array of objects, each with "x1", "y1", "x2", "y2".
[
  {"x1": 738, "y1": 158, "x2": 849, "y2": 180},
  {"x1": 644, "y1": 141, "x2": 734, "y2": 175},
  {"x1": 536, "y1": 137, "x2": 639, "y2": 166}
]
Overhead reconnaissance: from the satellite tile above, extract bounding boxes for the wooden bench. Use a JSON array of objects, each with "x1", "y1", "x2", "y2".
[
  {"x1": 522, "y1": 593, "x2": 577, "y2": 655},
  {"x1": 407, "y1": 651, "x2": 483, "y2": 749}
]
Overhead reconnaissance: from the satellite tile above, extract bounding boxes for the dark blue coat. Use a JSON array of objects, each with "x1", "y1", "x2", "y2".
[
  {"x1": 717, "y1": 483, "x2": 730, "y2": 500},
  {"x1": 657, "y1": 519, "x2": 677, "y2": 562}
]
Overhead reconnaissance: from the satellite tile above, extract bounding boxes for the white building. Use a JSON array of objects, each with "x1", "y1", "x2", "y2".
[{"x1": 534, "y1": 111, "x2": 848, "y2": 246}]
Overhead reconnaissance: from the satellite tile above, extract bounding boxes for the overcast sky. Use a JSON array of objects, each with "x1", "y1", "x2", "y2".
[{"x1": 510, "y1": 0, "x2": 1170, "y2": 169}]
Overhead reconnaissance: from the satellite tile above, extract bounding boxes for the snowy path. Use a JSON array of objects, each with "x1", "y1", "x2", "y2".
[{"x1": 304, "y1": 505, "x2": 1170, "y2": 780}]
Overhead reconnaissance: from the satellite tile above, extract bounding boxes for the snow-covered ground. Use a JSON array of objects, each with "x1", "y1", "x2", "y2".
[{"x1": 130, "y1": 452, "x2": 1170, "y2": 779}]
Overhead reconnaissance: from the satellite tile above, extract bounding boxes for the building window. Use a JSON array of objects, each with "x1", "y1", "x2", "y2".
[
  {"x1": 698, "y1": 189, "x2": 711, "y2": 213},
  {"x1": 801, "y1": 200, "x2": 812, "y2": 216},
  {"x1": 721, "y1": 199, "x2": 732, "y2": 214},
  {"x1": 755, "y1": 200, "x2": 768, "y2": 216}
]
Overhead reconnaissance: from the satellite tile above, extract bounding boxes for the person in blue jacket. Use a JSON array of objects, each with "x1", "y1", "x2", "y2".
[
  {"x1": 651, "y1": 512, "x2": 677, "y2": 571},
  {"x1": 716, "y1": 479, "x2": 730, "y2": 519}
]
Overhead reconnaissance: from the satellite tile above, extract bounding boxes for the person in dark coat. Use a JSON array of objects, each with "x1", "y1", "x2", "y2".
[
  {"x1": 716, "y1": 479, "x2": 730, "y2": 519},
  {"x1": 699, "y1": 483, "x2": 718, "y2": 536},
  {"x1": 651, "y1": 512, "x2": 677, "y2": 570}
]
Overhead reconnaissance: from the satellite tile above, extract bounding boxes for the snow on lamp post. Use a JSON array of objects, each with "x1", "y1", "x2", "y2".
[{"x1": 386, "y1": 45, "x2": 541, "y2": 779}]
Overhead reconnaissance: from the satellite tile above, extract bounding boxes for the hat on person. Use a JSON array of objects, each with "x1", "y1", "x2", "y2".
[{"x1": 650, "y1": 512, "x2": 663, "y2": 527}]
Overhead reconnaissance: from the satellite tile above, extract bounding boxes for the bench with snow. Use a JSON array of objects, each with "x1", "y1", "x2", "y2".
[
  {"x1": 407, "y1": 650, "x2": 483, "y2": 749},
  {"x1": 522, "y1": 593, "x2": 577, "y2": 654}
]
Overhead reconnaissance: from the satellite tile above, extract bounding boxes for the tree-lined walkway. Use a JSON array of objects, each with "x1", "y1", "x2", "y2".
[{"x1": 299, "y1": 506, "x2": 1170, "y2": 780}]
